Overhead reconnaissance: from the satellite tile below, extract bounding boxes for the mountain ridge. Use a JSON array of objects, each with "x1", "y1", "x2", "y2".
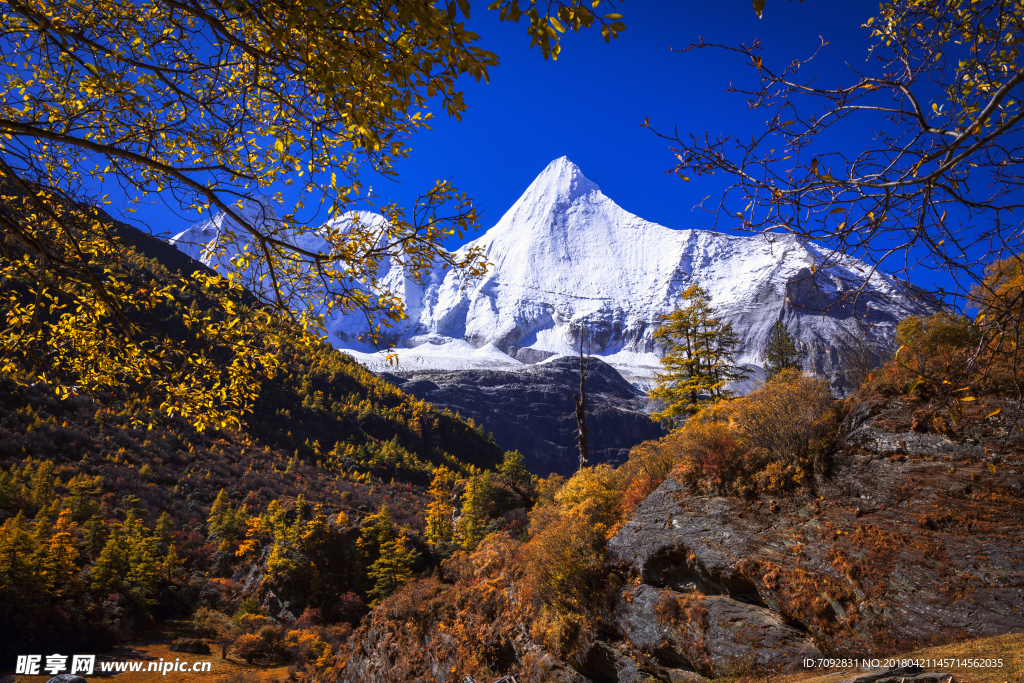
[{"x1": 168, "y1": 157, "x2": 936, "y2": 392}]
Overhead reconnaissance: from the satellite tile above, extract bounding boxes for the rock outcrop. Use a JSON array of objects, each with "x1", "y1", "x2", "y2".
[
  {"x1": 169, "y1": 639, "x2": 211, "y2": 655},
  {"x1": 332, "y1": 394, "x2": 1024, "y2": 683},
  {"x1": 380, "y1": 356, "x2": 664, "y2": 476},
  {"x1": 611, "y1": 584, "x2": 821, "y2": 676},
  {"x1": 606, "y1": 396, "x2": 1024, "y2": 660}
]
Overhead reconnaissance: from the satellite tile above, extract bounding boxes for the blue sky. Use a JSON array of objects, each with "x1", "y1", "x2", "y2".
[
  {"x1": 359, "y1": 0, "x2": 885, "y2": 242},
  {"x1": 125, "y1": 0, "x2": 886, "y2": 247}
]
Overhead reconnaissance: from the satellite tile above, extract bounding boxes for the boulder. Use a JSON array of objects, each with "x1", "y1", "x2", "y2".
[
  {"x1": 843, "y1": 667, "x2": 956, "y2": 683},
  {"x1": 606, "y1": 421, "x2": 1024, "y2": 656},
  {"x1": 612, "y1": 584, "x2": 820, "y2": 676},
  {"x1": 578, "y1": 641, "x2": 647, "y2": 683},
  {"x1": 262, "y1": 589, "x2": 297, "y2": 623}
]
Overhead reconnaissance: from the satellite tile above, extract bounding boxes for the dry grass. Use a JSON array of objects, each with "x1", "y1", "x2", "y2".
[{"x1": 747, "y1": 632, "x2": 1024, "y2": 683}]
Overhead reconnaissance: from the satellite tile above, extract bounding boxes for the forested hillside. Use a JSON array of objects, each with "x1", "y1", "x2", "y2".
[{"x1": 0, "y1": 234, "x2": 508, "y2": 664}]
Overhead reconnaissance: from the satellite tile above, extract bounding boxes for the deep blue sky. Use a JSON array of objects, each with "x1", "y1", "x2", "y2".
[
  {"x1": 358, "y1": 0, "x2": 885, "y2": 243},
  {"x1": 122, "y1": 0, "x2": 969, "y2": 297},
  {"x1": 122, "y1": 0, "x2": 885, "y2": 245}
]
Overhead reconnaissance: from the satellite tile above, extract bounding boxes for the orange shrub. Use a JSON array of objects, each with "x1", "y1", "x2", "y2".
[
  {"x1": 616, "y1": 439, "x2": 678, "y2": 519},
  {"x1": 648, "y1": 370, "x2": 840, "y2": 496},
  {"x1": 732, "y1": 369, "x2": 837, "y2": 477},
  {"x1": 519, "y1": 500, "x2": 607, "y2": 657},
  {"x1": 232, "y1": 633, "x2": 263, "y2": 663}
]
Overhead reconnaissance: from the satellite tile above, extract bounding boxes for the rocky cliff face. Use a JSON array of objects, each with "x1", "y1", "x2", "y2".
[
  {"x1": 601, "y1": 395, "x2": 1024, "y2": 677},
  {"x1": 379, "y1": 356, "x2": 665, "y2": 477}
]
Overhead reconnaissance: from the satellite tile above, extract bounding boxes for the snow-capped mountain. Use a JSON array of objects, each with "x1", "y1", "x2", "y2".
[{"x1": 169, "y1": 157, "x2": 935, "y2": 390}]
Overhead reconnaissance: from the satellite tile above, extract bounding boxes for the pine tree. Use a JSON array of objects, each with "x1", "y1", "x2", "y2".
[
  {"x1": 0, "y1": 512, "x2": 45, "y2": 605},
  {"x1": 83, "y1": 516, "x2": 106, "y2": 557},
  {"x1": 357, "y1": 504, "x2": 396, "y2": 556},
  {"x1": 454, "y1": 475, "x2": 489, "y2": 551},
  {"x1": 650, "y1": 284, "x2": 748, "y2": 423},
  {"x1": 44, "y1": 508, "x2": 80, "y2": 598},
  {"x1": 762, "y1": 318, "x2": 803, "y2": 380},
  {"x1": 125, "y1": 519, "x2": 160, "y2": 604},
  {"x1": 67, "y1": 474, "x2": 101, "y2": 521},
  {"x1": 154, "y1": 512, "x2": 174, "y2": 553},
  {"x1": 91, "y1": 527, "x2": 129, "y2": 595},
  {"x1": 28, "y1": 460, "x2": 55, "y2": 512},
  {"x1": 366, "y1": 536, "x2": 419, "y2": 607},
  {"x1": 424, "y1": 468, "x2": 455, "y2": 548},
  {"x1": 207, "y1": 489, "x2": 237, "y2": 541},
  {"x1": 498, "y1": 450, "x2": 531, "y2": 490}
]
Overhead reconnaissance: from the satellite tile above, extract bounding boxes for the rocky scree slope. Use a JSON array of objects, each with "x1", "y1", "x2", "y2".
[{"x1": 379, "y1": 356, "x2": 665, "y2": 477}]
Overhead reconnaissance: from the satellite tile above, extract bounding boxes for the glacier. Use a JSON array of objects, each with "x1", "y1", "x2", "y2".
[{"x1": 168, "y1": 157, "x2": 935, "y2": 391}]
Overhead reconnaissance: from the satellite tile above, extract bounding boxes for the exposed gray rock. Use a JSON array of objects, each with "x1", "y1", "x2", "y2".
[
  {"x1": 612, "y1": 584, "x2": 820, "y2": 676},
  {"x1": 45, "y1": 676, "x2": 87, "y2": 683},
  {"x1": 843, "y1": 422, "x2": 983, "y2": 460},
  {"x1": 262, "y1": 590, "x2": 297, "y2": 623},
  {"x1": 380, "y1": 357, "x2": 664, "y2": 476},
  {"x1": 605, "y1": 442, "x2": 1024, "y2": 656},
  {"x1": 578, "y1": 641, "x2": 647, "y2": 683},
  {"x1": 842, "y1": 666, "x2": 923, "y2": 683}
]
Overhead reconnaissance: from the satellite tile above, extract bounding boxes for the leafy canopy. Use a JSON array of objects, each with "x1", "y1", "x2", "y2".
[{"x1": 0, "y1": 0, "x2": 625, "y2": 428}]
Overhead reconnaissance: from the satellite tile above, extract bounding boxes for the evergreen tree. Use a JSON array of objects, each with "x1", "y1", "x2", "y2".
[
  {"x1": 762, "y1": 318, "x2": 803, "y2": 380},
  {"x1": 454, "y1": 475, "x2": 488, "y2": 551},
  {"x1": 366, "y1": 536, "x2": 419, "y2": 607},
  {"x1": 424, "y1": 468, "x2": 455, "y2": 548},
  {"x1": 125, "y1": 519, "x2": 160, "y2": 604},
  {"x1": 649, "y1": 285, "x2": 748, "y2": 423},
  {"x1": 91, "y1": 527, "x2": 129, "y2": 595},
  {"x1": 498, "y1": 451, "x2": 529, "y2": 485},
  {"x1": 67, "y1": 474, "x2": 101, "y2": 521},
  {"x1": 154, "y1": 512, "x2": 174, "y2": 553},
  {"x1": 357, "y1": 504, "x2": 396, "y2": 558},
  {"x1": 28, "y1": 460, "x2": 55, "y2": 512},
  {"x1": 83, "y1": 516, "x2": 106, "y2": 558},
  {"x1": 0, "y1": 512, "x2": 45, "y2": 605},
  {"x1": 43, "y1": 509, "x2": 80, "y2": 598},
  {"x1": 207, "y1": 489, "x2": 237, "y2": 541}
]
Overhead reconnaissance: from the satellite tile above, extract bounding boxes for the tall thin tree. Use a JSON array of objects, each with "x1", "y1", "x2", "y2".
[{"x1": 574, "y1": 329, "x2": 593, "y2": 470}]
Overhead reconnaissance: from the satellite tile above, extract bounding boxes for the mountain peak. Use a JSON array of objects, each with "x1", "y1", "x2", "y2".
[{"x1": 521, "y1": 156, "x2": 600, "y2": 206}]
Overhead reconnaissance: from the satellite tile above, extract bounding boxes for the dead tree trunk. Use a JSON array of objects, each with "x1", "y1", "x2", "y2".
[{"x1": 574, "y1": 332, "x2": 592, "y2": 470}]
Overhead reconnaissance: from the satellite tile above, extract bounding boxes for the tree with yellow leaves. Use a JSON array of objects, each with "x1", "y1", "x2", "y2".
[
  {"x1": 367, "y1": 536, "x2": 419, "y2": 607},
  {"x1": 43, "y1": 508, "x2": 80, "y2": 598},
  {"x1": 0, "y1": 0, "x2": 625, "y2": 430},
  {"x1": 649, "y1": 285, "x2": 747, "y2": 424},
  {"x1": 454, "y1": 474, "x2": 491, "y2": 551},
  {"x1": 424, "y1": 467, "x2": 456, "y2": 549}
]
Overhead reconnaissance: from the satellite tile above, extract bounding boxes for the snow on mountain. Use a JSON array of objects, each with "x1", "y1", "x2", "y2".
[{"x1": 168, "y1": 157, "x2": 935, "y2": 390}]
